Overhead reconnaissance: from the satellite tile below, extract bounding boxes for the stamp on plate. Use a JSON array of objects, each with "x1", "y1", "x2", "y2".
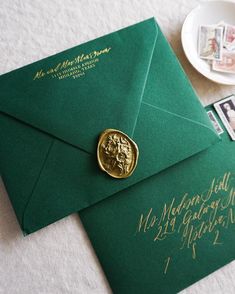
[
  {"x1": 198, "y1": 25, "x2": 223, "y2": 60},
  {"x1": 214, "y1": 95, "x2": 235, "y2": 140},
  {"x1": 207, "y1": 110, "x2": 224, "y2": 135},
  {"x1": 217, "y1": 21, "x2": 227, "y2": 35},
  {"x1": 212, "y1": 50, "x2": 235, "y2": 74},
  {"x1": 224, "y1": 24, "x2": 235, "y2": 51}
]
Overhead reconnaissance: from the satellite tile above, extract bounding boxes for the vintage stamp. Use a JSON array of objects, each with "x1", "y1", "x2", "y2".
[
  {"x1": 199, "y1": 25, "x2": 223, "y2": 60},
  {"x1": 207, "y1": 110, "x2": 224, "y2": 135},
  {"x1": 214, "y1": 95, "x2": 235, "y2": 140},
  {"x1": 212, "y1": 50, "x2": 235, "y2": 74},
  {"x1": 217, "y1": 21, "x2": 227, "y2": 36},
  {"x1": 224, "y1": 24, "x2": 235, "y2": 51}
]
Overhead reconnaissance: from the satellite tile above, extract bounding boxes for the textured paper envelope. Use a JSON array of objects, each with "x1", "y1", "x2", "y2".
[{"x1": 0, "y1": 18, "x2": 218, "y2": 235}]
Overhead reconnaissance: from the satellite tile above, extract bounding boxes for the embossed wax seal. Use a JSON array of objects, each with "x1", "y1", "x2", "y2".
[{"x1": 97, "y1": 129, "x2": 139, "y2": 179}]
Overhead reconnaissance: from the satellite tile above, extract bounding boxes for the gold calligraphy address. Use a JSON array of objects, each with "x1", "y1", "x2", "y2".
[
  {"x1": 33, "y1": 47, "x2": 111, "y2": 81},
  {"x1": 135, "y1": 172, "x2": 235, "y2": 273}
]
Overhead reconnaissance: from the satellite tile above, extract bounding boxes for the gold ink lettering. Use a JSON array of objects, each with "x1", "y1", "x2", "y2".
[
  {"x1": 164, "y1": 257, "x2": 171, "y2": 275},
  {"x1": 33, "y1": 47, "x2": 111, "y2": 81},
  {"x1": 136, "y1": 208, "x2": 158, "y2": 233},
  {"x1": 158, "y1": 198, "x2": 175, "y2": 225},
  {"x1": 192, "y1": 243, "x2": 196, "y2": 259},
  {"x1": 33, "y1": 69, "x2": 45, "y2": 80},
  {"x1": 154, "y1": 226, "x2": 166, "y2": 241},
  {"x1": 213, "y1": 229, "x2": 222, "y2": 245},
  {"x1": 135, "y1": 172, "x2": 235, "y2": 261}
]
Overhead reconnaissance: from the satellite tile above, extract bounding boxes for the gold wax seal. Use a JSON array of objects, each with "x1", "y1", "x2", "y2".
[{"x1": 97, "y1": 129, "x2": 139, "y2": 179}]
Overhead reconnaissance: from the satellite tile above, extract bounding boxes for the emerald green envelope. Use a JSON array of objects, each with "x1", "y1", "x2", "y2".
[
  {"x1": 79, "y1": 101, "x2": 235, "y2": 293},
  {"x1": 0, "y1": 18, "x2": 219, "y2": 235}
]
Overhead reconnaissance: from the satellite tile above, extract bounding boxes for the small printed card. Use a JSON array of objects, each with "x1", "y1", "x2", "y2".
[{"x1": 214, "y1": 95, "x2": 235, "y2": 140}]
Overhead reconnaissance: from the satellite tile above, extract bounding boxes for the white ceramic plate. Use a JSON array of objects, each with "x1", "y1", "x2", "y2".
[{"x1": 181, "y1": 1, "x2": 235, "y2": 85}]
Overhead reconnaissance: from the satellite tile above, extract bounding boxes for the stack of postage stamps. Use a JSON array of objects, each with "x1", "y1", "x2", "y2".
[{"x1": 199, "y1": 22, "x2": 235, "y2": 74}]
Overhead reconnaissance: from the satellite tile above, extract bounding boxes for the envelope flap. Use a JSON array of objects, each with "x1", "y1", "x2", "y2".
[{"x1": 0, "y1": 18, "x2": 158, "y2": 154}]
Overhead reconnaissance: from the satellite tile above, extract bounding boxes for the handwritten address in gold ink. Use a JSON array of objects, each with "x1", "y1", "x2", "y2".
[
  {"x1": 135, "y1": 172, "x2": 235, "y2": 266},
  {"x1": 33, "y1": 47, "x2": 111, "y2": 81}
]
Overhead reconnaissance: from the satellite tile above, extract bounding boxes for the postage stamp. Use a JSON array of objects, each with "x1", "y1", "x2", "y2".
[
  {"x1": 214, "y1": 95, "x2": 235, "y2": 140},
  {"x1": 217, "y1": 21, "x2": 227, "y2": 35},
  {"x1": 207, "y1": 110, "x2": 224, "y2": 135},
  {"x1": 224, "y1": 24, "x2": 235, "y2": 51},
  {"x1": 212, "y1": 50, "x2": 235, "y2": 74},
  {"x1": 199, "y1": 25, "x2": 223, "y2": 60}
]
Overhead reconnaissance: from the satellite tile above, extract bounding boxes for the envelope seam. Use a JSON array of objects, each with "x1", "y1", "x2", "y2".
[
  {"x1": 130, "y1": 24, "x2": 158, "y2": 138},
  {"x1": 21, "y1": 139, "x2": 55, "y2": 232},
  {"x1": 0, "y1": 110, "x2": 92, "y2": 156},
  {"x1": 142, "y1": 101, "x2": 219, "y2": 136}
]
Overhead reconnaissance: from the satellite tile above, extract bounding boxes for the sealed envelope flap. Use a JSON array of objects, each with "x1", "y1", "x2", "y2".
[
  {"x1": 0, "y1": 18, "x2": 220, "y2": 234},
  {"x1": 0, "y1": 19, "x2": 157, "y2": 154}
]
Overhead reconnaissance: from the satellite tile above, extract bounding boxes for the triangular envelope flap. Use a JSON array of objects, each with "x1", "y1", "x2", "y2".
[{"x1": 0, "y1": 18, "x2": 157, "y2": 154}]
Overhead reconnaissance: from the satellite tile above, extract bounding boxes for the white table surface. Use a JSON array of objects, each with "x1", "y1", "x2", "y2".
[{"x1": 0, "y1": 1, "x2": 235, "y2": 293}]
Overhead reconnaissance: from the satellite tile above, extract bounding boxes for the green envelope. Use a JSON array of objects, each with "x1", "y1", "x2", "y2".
[
  {"x1": 80, "y1": 100, "x2": 235, "y2": 293},
  {"x1": 0, "y1": 18, "x2": 219, "y2": 235}
]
